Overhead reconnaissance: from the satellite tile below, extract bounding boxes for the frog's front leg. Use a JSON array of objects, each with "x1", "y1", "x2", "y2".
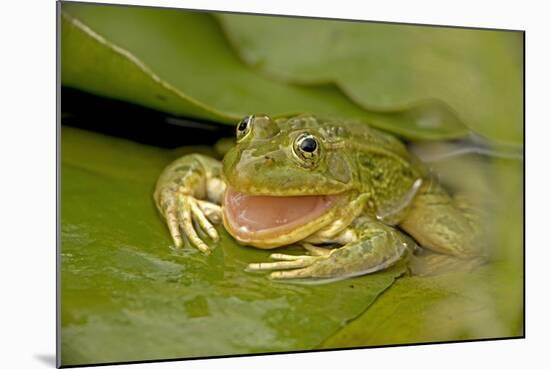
[
  {"x1": 154, "y1": 154, "x2": 225, "y2": 254},
  {"x1": 247, "y1": 217, "x2": 414, "y2": 280}
]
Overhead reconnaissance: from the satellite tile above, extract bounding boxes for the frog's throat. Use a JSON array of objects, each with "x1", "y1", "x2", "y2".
[{"x1": 222, "y1": 187, "x2": 345, "y2": 249}]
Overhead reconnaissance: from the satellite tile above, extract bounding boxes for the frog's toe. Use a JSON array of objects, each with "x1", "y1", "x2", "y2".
[
  {"x1": 269, "y1": 267, "x2": 318, "y2": 280},
  {"x1": 177, "y1": 196, "x2": 212, "y2": 255},
  {"x1": 196, "y1": 199, "x2": 222, "y2": 224},
  {"x1": 246, "y1": 255, "x2": 318, "y2": 272},
  {"x1": 189, "y1": 199, "x2": 219, "y2": 242},
  {"x1": 300, "y1": 242, "x2": 331, "y2": 256},
  {"x1": 269, "y1": 253, "x2": 309, "y2": 261},
  {"x1": 165, "y1": 208, "x2": 184, "y2": 248}
]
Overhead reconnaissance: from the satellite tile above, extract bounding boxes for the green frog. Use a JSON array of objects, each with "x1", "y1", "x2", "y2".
[{"x1": 154, "y1": 114, "x2": 481, "y2": 280}]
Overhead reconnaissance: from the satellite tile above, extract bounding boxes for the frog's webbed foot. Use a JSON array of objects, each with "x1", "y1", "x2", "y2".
[
  {"x1": 247, "y1": 218, "x2": 413, "y2": 280},
  {"x1": 162, "y1": 193, "x2": 221, "y2": 254}
]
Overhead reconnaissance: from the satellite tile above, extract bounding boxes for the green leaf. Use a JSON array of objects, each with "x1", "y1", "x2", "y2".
[
  {"x1": 60, "y1": 126, "x2": 406, "y2": 366},
  {"x1": 319, "y1": 266, "x2": 522, "y2": 348},
  {"x1": 61, "y1": 2, "x2": 469, "y2": 140},
  {"x1": 217, "y1": 14, "x2": 523, "y2": 144}
]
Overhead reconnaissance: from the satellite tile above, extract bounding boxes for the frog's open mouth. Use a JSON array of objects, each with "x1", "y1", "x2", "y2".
[{"x1": 223, "y1": 187, "x2": 343, "y2": 248}]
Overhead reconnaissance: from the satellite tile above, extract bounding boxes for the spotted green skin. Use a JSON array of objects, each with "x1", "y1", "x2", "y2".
[{"x1": 155, "y1": 114, "x2": 481, "y2": 280}]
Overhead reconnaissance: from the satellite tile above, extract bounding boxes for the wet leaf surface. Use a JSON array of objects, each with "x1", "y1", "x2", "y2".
[{"x1": 319, "y1": 264, "x2": 523, "y2": 348}]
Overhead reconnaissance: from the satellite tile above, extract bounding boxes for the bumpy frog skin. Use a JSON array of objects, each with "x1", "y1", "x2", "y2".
[{"x1": 154, "y1": 114, "x2": 481, "y2": 280}]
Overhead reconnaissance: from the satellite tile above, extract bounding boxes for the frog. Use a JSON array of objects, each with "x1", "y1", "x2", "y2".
[{"x1": 154, "y1": 114, "x2": 482, "y2": 280}]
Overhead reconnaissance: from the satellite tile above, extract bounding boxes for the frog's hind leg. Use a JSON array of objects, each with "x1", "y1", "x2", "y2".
[
  {"x1": 248, "y1": 217, "x2": 414, "y2": 280},
  {"x1": 399, "y1": 182, "x2": 483, "y2": 259}
]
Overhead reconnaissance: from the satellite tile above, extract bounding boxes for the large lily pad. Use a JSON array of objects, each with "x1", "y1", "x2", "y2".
[
  {"x1": 320, "y1": 265, "x2": 522, "y2": 348},
  {"x1": 217, "y1": 14, "x2": 523, "y2": 144},
  {"x1": 60, "y1": 127, "x2": 407, "y2": 366},
  {"x1": 61, "y1": 2, "x2": 469, "y2": 140}
]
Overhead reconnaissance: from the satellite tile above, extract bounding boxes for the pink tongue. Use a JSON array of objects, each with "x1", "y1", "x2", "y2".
[{"x1": 223, "y1": 187, "x2": 340, "y2": 234}]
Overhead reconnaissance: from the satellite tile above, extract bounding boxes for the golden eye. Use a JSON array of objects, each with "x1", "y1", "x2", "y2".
[
  {"x1": 293, "y1": 133, "x2": 320, "y2": 167},
  {"x1": 236, "y1": 115, "x2": 253, "y2": 142}
]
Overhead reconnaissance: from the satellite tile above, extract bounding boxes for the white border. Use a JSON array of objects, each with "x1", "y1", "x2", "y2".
[{"x1": 1, "y1": 0, "x2": 547, "y2": 368}]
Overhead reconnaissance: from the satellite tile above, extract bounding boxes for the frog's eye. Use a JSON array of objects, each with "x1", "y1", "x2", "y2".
[
  {"x1": 236, "y1": 115, "x2": 253, "y2": 142},
  {"x1": 293, "y1": 133, "x2": 321, "y2": 168}
]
